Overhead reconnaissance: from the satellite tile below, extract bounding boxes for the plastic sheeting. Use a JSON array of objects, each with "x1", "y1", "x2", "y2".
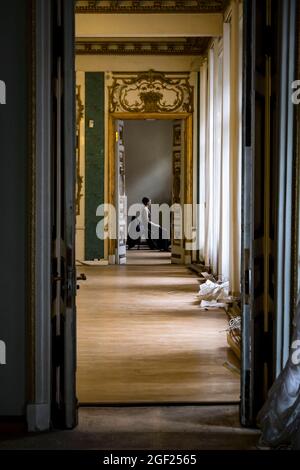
[
  {"x1": 197, "y1": 277, "x2": 233, "y2": 312},
  {"x1": 198, "y1": 279, "x2": 230, "y2": 302},
  {"x1": 258, "y1": 296, "x2": 300, "y2": 448}
]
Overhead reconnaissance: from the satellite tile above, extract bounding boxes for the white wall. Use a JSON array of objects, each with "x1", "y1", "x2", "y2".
[
  {"x1": 76, "y1": 13, "x2": 223, "y2": 38},
  {"x1": 76, "y1": 55, "x2": 202, "y2": 72},
  {"x1": 124, "y1": 120, "x2": 173, "y2": 210}
]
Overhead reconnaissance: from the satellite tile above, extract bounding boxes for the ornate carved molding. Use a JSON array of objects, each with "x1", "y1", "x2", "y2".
[
  {"x1": 76, "y1": 38, "x2": 210, "y2": 56},
  {"x1": 76, "y1": 0, "x2": 225, "y2": 14},
  {"x1": 76, "y1": 85, "x2": 84, "y2": 216},
  {"x1": 108, "y1": 70, "x2": 193, "y2": 114},
  {"x1": 76, "y1": 85, "x2": 84, "y2": 126}
]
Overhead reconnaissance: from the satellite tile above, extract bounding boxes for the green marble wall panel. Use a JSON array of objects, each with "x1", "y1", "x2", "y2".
[{"x1": 85, "y1": 73, "x2": 105, "y2": 260}]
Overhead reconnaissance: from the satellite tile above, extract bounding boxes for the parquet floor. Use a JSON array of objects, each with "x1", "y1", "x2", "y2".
[{"x1": 76, "y1": 252, "x2": 240, "y2": 403}]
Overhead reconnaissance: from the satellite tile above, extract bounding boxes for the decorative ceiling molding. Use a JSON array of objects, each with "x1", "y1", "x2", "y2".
[
  {"x1": 108, "y1": 70, "x2": 194, "y2": 114},
  {"x1": 75, "y1": 0, "x2": 225, "y2": 14},
  {"x1": 76, "y1": 38, "x2": 211, "y2": 55}
]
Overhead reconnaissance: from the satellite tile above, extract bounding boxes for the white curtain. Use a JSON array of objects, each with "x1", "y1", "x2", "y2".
[
  {"x1": 198, "y1": 1, "x2": 242, "y2": 294},
  {"x1": 202, "y1": 41, "x2": 227, "y2": 279},
  {"x1": 203, "y1": 47, "x2": 215, "y2": 269},
  {"x1": 198, "y1": 60, "x2": 208, "y2": 261},
  {"x1": 213, "y1": 47, "x2": 223, "y2": 276},
  {"x1": 229, "y1": 1, "x2": 242, "y2": 295},
  {"x1": 219, "y1": 23, "x2": 231, "y2": 283}
]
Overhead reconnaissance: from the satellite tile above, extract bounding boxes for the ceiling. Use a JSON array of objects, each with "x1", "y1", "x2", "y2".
[
  {"x1": 75, "y1": 0, "x2": 227, "y2": 57},
  {"x1": 75, "y1": 0, "x2": 228, "y2": 14}
]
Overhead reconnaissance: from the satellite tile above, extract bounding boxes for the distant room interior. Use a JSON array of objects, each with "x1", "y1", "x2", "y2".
[{"x1": 125, "y1": 120, "x2": 173, "y2": 211}]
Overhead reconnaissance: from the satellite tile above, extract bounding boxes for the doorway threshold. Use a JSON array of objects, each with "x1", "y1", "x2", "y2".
[{"x1": 79, "y1": 401, "x2": 241, "y2": 408}]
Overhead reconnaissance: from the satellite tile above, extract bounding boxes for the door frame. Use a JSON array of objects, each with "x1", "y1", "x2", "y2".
[
  {"x1": 114, "y1": 119, "x2": 127, "y2": 265},
  {"x1": 27, "y1": 0, "x2": 52, "y2": 432},
  {"x1": 107, "y1": 112, "x2": 193, "y2": 263},
  {"x1": 241, "y1": 0, "x2": 299, "y2": 427},
  {"x1": 27, "y1": 0, "x2": 77, "y2": 432}
]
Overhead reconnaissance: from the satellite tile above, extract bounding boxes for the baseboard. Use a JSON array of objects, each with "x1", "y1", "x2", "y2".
[
  {"x1": 26, "y1": 403, "x2": 50, "y2": 432},
  {"x1": 0, "y1": 416, "x2": 26, "y2": 434}
]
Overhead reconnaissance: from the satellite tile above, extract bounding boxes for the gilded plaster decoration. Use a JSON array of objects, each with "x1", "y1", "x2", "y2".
[{"x1": 108, "y1": 70, "x2": 193, "y2": 113}]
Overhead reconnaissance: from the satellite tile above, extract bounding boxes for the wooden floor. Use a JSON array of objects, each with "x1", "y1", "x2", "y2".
[
  {"x1": 126, "y1": 249, "x2": 172, "y2": 265},
  {"x1": 76, "y1": 251, "x2": 240, "y2": 403}
]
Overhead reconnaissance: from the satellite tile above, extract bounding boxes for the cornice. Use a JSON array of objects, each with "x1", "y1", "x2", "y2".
[
  {"x1": 75, "y1": 0, "x2": 225, "y2": 14},
  {"x1": 76, "y1": 38, "x2": 211, "y2": 55}
]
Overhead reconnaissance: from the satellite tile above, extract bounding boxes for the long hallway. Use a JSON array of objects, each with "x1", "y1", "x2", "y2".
[{"x1": 77, "y1": 253, "x2": 240, "y2": 404}]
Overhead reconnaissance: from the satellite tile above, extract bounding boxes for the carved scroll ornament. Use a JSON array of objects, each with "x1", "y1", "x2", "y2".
[{"x1": 109, "y1": 70, "x2": 193, "y2": 114}]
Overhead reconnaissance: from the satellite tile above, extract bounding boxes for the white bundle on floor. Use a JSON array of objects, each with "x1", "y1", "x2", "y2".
[
  {"x1": 199, "y1": 300, "x2": 229, "y2": 311},
  {"x1": 198, "y1": 279, "x2": 230, "y2": 302}
]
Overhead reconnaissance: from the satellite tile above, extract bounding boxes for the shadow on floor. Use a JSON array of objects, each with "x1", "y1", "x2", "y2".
[{"x1": 0, "y1": 406, "x2": 260, "y2": 450}]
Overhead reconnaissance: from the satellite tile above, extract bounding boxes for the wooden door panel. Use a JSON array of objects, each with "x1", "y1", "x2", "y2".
[
  {"x1": 241, "y1": 0, "x2": 282, "y2": 426},
  {"x1": 51, "y1": 0, "x2": 77, "y2": 429}
]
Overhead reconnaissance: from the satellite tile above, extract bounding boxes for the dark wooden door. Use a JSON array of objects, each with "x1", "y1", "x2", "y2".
[
  {"x1": 241, "y1": 0, "x2": 275, "y2": 426},
  {"x1": 51, "y1": 0, "x2": 77, "y2": 429}
]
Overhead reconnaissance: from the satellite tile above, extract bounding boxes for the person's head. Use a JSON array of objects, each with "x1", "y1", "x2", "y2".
[{"x1": 142, "y1": 197, "x2": 151, "y2": 207}]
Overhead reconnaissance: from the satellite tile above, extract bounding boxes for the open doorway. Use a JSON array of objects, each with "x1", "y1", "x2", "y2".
[
  {"x1": 5, "y1": 0, "x2": 297, "y2": 438},
  {"x1": 75, "y1": 114, "x2": 240, "y2": 405},
  {"x1": 124, "y1": 119, "x2": 173, "y2": 266},
  {"x1": 48, "y1": 0, "x2": 243, "y2": 428},
  {"x1": 18, "y1": 0, "x2": 299, "y2": 435},
  {"x1": 109, "y1": 113, "x2": 193, "y2": 267}
]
